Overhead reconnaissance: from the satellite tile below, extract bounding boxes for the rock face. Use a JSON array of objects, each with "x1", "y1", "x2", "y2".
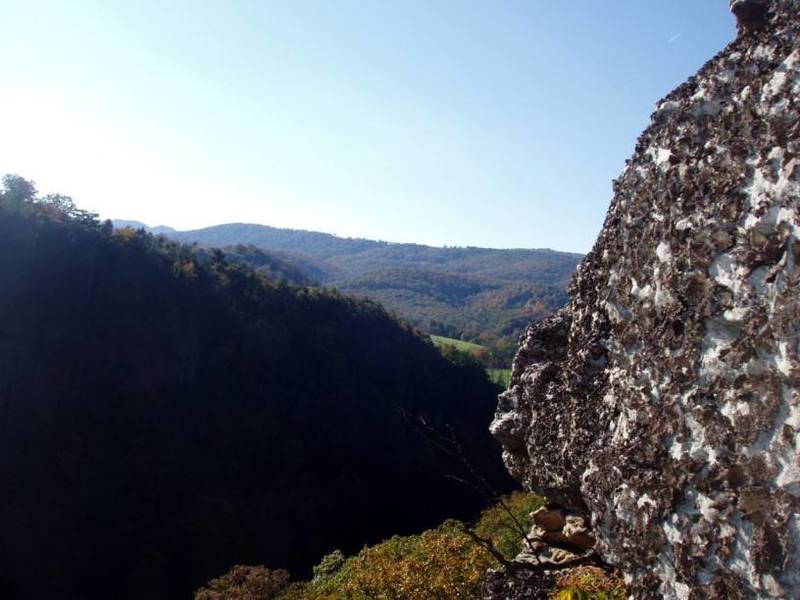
[{"x1": 491, "y1": 1, "x2": 800, "y2": 598}]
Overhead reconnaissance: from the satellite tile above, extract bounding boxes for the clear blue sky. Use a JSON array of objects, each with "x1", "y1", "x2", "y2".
[{"x1": 0, "y1": 1, "x2": 735, "y2": 252}]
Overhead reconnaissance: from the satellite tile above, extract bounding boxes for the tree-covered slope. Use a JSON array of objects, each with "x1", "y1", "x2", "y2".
[
  {"x1": 338, "y1": 268, "x2": 568, "y2": 343},
  {"x1": 1, "y1": 177, "x2": 512, "y2": 600},
  {"x1": 166, "y1": 223, "x2": 581, "y2": 285}
]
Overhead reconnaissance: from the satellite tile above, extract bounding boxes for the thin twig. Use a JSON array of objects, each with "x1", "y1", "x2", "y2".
[{"x1": 387, "y1": 401, "x2": 535, "y2": 549}]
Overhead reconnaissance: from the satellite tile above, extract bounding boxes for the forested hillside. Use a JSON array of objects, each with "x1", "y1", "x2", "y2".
[
  {"x1": 1, "y1": 176, "x2": 512, "y2": 599},
  {"x1": 133, "y1": 222, "x2": 581, "y2": 347}
]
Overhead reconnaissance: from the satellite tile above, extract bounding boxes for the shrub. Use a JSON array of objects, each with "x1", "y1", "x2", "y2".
[
  {"x1": 552, "y1": 566, "x2": 627, "y2": 600},
  {"x1": 312, "y1": 550, "x2": 347, "y2": 581},
  {"x1": 201, "y1": 493, "x2": 551, "y2": 600},
  {"x1": 281, "y1": 520, "x2": 498, "y2": 600},
  {"x1": 340, "y1": 520, "x2": 497, "y2": 599},
  {"x1": 474, "y1": 491, "x2": 545, "y2": 559},
  {"x1": 194, "y1": 565, "x2": 291, "y2": 599}
]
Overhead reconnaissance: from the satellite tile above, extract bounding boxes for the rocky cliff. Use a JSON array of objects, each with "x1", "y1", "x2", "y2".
[{"x1": 489, "y1": 1, "x2": 800, "y2": 598}]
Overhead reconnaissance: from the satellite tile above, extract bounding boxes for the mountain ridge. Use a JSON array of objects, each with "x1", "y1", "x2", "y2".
[
  {"x1": 114, "y1": 219, "x2": 583, "y2": 256},
  {"x1": 113, "y1": 220, "x2": 582, "y2": 347}
]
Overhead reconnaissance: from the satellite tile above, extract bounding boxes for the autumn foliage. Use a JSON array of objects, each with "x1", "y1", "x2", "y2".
[
  {"x1": 195, "y1": 565, "x2": 291, "y2": 600},
  {"x1": 196, "y1": 492, "x2": 555, "y2": 600}
]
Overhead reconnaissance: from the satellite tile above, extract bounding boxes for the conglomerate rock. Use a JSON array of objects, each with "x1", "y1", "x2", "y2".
[{"x1": 490, "y1": 1, "x2": 800, "y2": 598}]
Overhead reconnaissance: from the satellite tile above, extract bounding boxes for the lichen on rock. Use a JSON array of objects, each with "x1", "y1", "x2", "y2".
[{"x1": 489, "y1": 1, "x2": 800, "y2": 598}]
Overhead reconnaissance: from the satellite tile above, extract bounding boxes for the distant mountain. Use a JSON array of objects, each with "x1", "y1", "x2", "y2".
[
  {"x1": 153, "y1": 222, "x2": 583, "y2": 345},
  {"x1": 112, "y1": 219, "x2": 176, "y2": 235},
  {"x1": 166, "y1": 223, "x2": 581, "y2": 282},
  {"x1": 170, "y1": 223, "x2": 382, "y2": 261}
]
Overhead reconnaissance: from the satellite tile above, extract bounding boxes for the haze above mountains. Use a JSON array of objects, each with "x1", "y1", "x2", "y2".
[{"x1": 114, "y1": 220, "x2": 582, "y2": 348}]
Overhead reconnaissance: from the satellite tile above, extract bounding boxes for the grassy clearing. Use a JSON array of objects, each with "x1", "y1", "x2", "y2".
[
  {"x1": 488, "y1": 368, "x2": 511, "y2": 388},
  {"x1": 429, "y1": 334, "x2": 487, "y2": 354},
  {"x1": 430, "y1": 335, "x2": 512, "y2": 387}
]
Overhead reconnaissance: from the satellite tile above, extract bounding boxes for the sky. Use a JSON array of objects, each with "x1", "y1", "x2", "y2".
[{"x1": 0, "y1": 1, "x2": 736, "y2": 253}]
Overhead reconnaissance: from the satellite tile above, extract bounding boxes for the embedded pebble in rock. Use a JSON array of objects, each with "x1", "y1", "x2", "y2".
[
  {"x1": 561, "y1": 516, "x2": 595, "y2": 551},
  {"x1": 532, "y1": 507, "x2": 567, "y2": 532},
  {"x1": 488, "y1": 1, "x2": 800, "y2": 598}
]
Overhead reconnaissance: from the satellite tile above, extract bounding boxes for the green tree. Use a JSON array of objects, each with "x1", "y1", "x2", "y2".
[{"x1": 0, "y1": 173, "x2": 37, "y2": 209}]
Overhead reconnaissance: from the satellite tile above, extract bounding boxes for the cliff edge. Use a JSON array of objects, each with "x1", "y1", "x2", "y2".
[{"x1": 490, "y1": 1, "x2": 800, "y2": 597}]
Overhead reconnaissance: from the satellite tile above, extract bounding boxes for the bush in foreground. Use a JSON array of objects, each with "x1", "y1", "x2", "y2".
[
  {"x1": 474, "y1": 490, "x2": 545, "y2": 560},
  {"x1": 195, "y1": 493, "x2": 628, "y2": 600},
  {"x1": 195, "y1": 565, "x2": 291, "y2": 599},
  {"x1": 195, "y1": 493, "x2": 544, "y2": 600},
  {"x1": 552, "y1": 566, "x2": 627, "y2": 600}
]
